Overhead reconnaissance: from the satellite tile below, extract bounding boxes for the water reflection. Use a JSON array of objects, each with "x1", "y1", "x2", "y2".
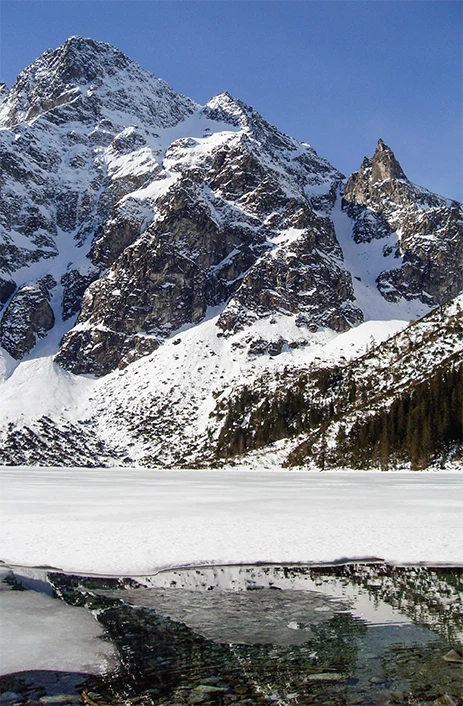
[
  {"x1": 1, "y1": 564, "x2": 462, "y2": 706},
  {"x1": 134, "y1": 563, "x2": 463, "y2": 643}
]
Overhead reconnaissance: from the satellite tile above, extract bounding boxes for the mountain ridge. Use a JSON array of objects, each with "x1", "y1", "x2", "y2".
[{"x1": 0, "y1": 37, "x2": 461, "y2": 469}]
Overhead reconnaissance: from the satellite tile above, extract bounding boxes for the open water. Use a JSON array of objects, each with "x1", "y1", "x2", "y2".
[{"x1": 1, "y1": 563, "x2": 462, "y2": 706}]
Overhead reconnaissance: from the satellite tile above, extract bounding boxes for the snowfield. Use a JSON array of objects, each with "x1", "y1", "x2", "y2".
[
  {"x1": 0, "y1": 313, "x2": 408, "y2": 453},
  {"x1": 1, "y1": 467, "x2": 462, "y2": 575}
]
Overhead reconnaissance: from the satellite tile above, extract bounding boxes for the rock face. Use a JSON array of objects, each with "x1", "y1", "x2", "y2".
[
  {"x1": 0, "y1": 37, "x2": 462, "y2": 379},
  {"x1": 216, "y1": 219, "x2": 363, "y2": 336},
  {"x1": 0, "y1": 35, "x2": 197, "y2": 367},
  {"x1": 0, "y1": 276, "x2": 55, "y2": 359},
  {"x1": 343, "y1": 139, "x2": 463, "y2": 305},
  {"x1": 0, "y1": 277, "x2": 16, "y2": 308}
]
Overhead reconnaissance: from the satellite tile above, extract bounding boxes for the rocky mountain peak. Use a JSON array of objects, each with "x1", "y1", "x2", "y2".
[
  {"x1": 345, "y1": 139, "x2": 407, "y2": 202},
  {"x1": 344, "y1": 138, "x2": 414, "y2": 209},
  {"x1": 0, "y1": 36, "x2": 196, "y2": 129},
  {"x1": 204, "y1": 91, "x2": 251, "y2": 128},
  {"x1": 0, "y1": 37, "x2": 462, "y2": 471},
  {"x1": 0, "y1": 36, "x2": 461, "y2": 380},
  {"x1": 342, "y1": 139, "x2": 463, "y2": 306},
  {"x1": 370, "y1": 138, "x2": 407, "y2": 183},
  {"x1": 207, "y1": 90, "x2": 235, "y2": 106},
  {"x1": 0, "y1": 36, "x2": 125, "y2": 126},
  {"x1": 47, "y1": 36, "x2": 132, "y2": 84}
]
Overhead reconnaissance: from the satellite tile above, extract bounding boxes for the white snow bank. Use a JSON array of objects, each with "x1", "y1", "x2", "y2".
[
  {"x1": 0, "y1": 468, "x2": 461, "y2": 575},
  {"x1": 313, "y1": 318, "x2": 407, "y2": 362},
  {"x1": 0, "y1": 588, "x2": 117, "y2": 676}
]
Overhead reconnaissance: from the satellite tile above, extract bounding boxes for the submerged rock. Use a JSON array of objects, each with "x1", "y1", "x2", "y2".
[{"x1": 442, "y1": 649, "x2": 463, "y2": 663}]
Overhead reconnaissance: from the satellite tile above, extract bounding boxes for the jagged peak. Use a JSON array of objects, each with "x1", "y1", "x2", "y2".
[
  {"x1": 54, "y1": 35, "x2": 134, "y2": 75},
  {"x1": 206, "y1": 91, "x2": 285, "y2": 138},
  {"x1": 353, "y1": 140, "x2": 407, "y2": 185},
  {"x1": 203, "y1": 90, "x2": 339, "y2": 178},
  {"x1": 19, "y1": 35, "x2": 135, "y2": 90},
  {"x1": 370, "y1": 138, "x2": 407, "y2": 182},
  {"x1": 0, "y1": 36, "x2": 135, "y2": 127},
  {"x1": 64, "y1": 35, "x2": 117, "y2": 49},
  {"x1": 204, "y1": 91, "x2": 250, "y2": 128},
  {"x1": 209, "y1": 90, "x2": 235, "y2": 103},
  {"x1": 205, "y1": 90, "x2": 245, "y2": 114},
  {"x1": 376, "y1": 137, "x2": 389, "y2": 152}
]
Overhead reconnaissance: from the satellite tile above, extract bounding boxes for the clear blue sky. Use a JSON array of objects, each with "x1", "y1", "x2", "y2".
[{"x1": 1, "y1": 1, "x2": 462, "y2": 201}]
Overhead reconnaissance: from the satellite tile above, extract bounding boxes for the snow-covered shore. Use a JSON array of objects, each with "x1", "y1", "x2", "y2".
[{"x1": 1, "y1": 467, "x2": 462, "y2": 575}]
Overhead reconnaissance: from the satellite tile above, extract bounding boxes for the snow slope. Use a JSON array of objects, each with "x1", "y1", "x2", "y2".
[
  {"x1": 0, "y1": 309, "x2": 408, "y2": 465},
  {"x1": 331, "y1": 191, "x2": 431, "y2": 321},
  {"x1": 90, "y1": 311, "x2": 408, "y2": 464}
]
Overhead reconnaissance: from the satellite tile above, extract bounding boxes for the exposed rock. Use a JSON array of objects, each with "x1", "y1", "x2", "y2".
[
  {"x1": 61, "y1": 269, "x2": 98, "y2": 321},
  {"x1": 188, "y1": 685, "x2": 226, "y2": 703},
  {"x1": 304, "y1": 672, "x2": 345, "y2": 682},
  {"x1": 55, "y1": 326, "x2": 159, "y2": 375},
  {"x1": 91, "y1": 196, "x2": 154, "y2": 267},
  {"x1": 39, "y1": 696, "x2": 82, "y2": 704},
  {"x1": 433, "y1": 696, "x2": 458, "y2": 706},
  {"x1": 345, "y1": 140, "x2": 406, "y2": 203},
  {"x1": 0, "y1": 277, "x2": 56, "y2": 358},
  {"x1": 0, "y1": 36, "x2": 197, "y2": 362},
  {"x1": 217, "y1": 227, "x2": 363, "y2": 335},
  {"x1": 0, "y1": 277, "x2": 16, "y2": 308},
  {"x1": 0, "y1": 36, "x2": 196, "y2": 129},
  {"x1": 442, "y1": 649, "x2": 463, "y2": 663},
  {"x1": 0, "y1": 36, "x2": 461, "y2": 391},
  {"x1": 0, "y1": 416, "x2": 119, "y2": 467},
  {"x1": 55, "y1": 119, "x2": 346, "y2": 374}
]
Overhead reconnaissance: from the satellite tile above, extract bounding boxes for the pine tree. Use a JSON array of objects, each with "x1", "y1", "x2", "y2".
[{"x1": 379, "y1": 419, "x2": 390, "y2": 470}]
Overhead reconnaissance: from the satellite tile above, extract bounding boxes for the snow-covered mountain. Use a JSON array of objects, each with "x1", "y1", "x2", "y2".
[{"x1": 0, "y1": 37, "x2": 461, "y2": 468}]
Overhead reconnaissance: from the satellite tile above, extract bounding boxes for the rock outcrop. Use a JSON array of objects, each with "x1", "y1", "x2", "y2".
[
  {"x1": 343, "y1": 139, "x2": 463, "y2": 305},
  {"x1": 0, "y1": 276, "x2": 56, "y2": 358}
]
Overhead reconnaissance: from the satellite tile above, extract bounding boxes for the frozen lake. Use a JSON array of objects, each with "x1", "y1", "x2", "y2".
[{"x1": 0, "y1": 467, "x2": 462, "y2": 573}]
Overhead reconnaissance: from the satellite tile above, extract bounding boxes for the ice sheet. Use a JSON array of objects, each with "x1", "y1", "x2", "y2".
[
  {"x1": 0, "y1": 588, "x2": 117, "y2": 676},
  {"x1": 0, "y1": 468, "x2": 461, "y2": 575}
]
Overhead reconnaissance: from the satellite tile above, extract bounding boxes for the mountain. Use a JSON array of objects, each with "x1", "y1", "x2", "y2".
[
  {"x1": 343, "y1": 139, "x2": 462, "y2": 306},
  {"x1": 214, "y1": 295, "x2": 463, "y2": 470},
  {"x1": 0, "y1": 37, "x2": 461, "y2": 469}
]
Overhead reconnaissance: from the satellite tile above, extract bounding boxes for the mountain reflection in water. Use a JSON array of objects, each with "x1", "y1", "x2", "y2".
[{"x1": 1, "y1": 563, "x2": 462, "y2": 705}]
